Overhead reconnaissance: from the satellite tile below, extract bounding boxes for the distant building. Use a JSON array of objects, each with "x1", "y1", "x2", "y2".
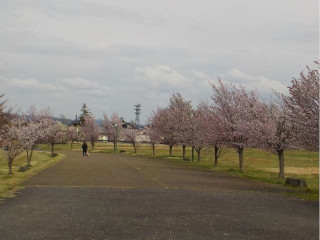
[
  {"x1": 69, "y1": 115, "x2": 81, "y2": 133},
  {"x1": 98, "y1": 126, "x2": 108, "y2": 142},
  {"x1": 135, "y1": 130, "x2": 150, "y2": 143},
  {"x1": 67, "y1": 115, "x2": 146, "y2": 142},
  {"x1": 120, "y1": 117, "x2": 143, "y2": 129}
]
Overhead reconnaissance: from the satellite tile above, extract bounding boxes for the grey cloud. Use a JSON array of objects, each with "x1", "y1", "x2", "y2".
[
  {"x1": 0, "y1": 0, "x2": 317, "y2": 123},
  {"x1": 57, "y1": 77, "x2": 100, "y2": 90},
  {"x1": 134, "y1": 65, "x2": 194, "y2": 89},
  {"x1": 0, "y1": 76, "x2": 64, "y2": 92},
  {"x1": 3, "y1": 0, "x2": 166, "y2": 26},
  {"x1": 216, "y1": 68, "x2": 289, "y2": 96}
]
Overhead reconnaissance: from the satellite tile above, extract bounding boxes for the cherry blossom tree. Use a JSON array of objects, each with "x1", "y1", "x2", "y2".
[
  {"x1": 150, "y1": 107, "x2": 178, "y2": 157},
  {"x1": 20, "y1": 121, "x2": 41, "y2": 167},
  {"x1": 258, "y1": 97, "x2": 295, "y2": 178},
  {"x1": 168, "y1": 93, "x2": 193, "y2": 160},
  {"x1": 283, "y1": 64, "x2": 319, "y2": 151},
  {"x1": 20, "y1": 106, "x2": 52, "y2": 166},
  {"x1": 103, "y1": 113, "x2": 122, "y2": 152},
  {"x1": 189, "y1": 105, "x2": 209, "y2": 162},
  {"x1": 124, "y1": 128, "x2": 140, "y2": 153},
  {"x1": 0, "y1": 117, "x2": 24, "y2": 174},
  {"x1": 191, "y1": 108, "x2": 208, "y2": 162},
  {"x1": 188, "y1": 110, "x2": 197, "y2": 162},
  {"x1": 210, "y1": 79, "x2": 267, "y2": 171},
  {"x1": 197, "y1": 102, "x2": 225, "y2": 165},
  {"x1": 144, "y1": 123, "x2": 162, "y2": 155},
  {"x1": 150, "y1": 93, "x2": 192, "y2": 158},
  {"x1": 44, "y1": 119, "x2": 66, "y2": 156},
  {"x1": 82, "y1": 115, "x2": 100, "y2": 150}
]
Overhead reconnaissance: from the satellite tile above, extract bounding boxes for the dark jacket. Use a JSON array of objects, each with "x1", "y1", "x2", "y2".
[{"x1": 82, "y1": 143, "x2": 88, "y2": 150}]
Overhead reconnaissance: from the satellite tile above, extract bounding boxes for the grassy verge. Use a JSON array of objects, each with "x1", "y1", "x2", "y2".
[
  {"x1": 39, "y1": 142, "x2": 319, "y2": 201},
  {"x1": 0, "y1": 150, "x2": 64, "y2": 200}
]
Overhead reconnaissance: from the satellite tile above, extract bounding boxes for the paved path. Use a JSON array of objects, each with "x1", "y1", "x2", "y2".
[{"x1": 0, "y1": 151, "x2": 318, "y2": 240}]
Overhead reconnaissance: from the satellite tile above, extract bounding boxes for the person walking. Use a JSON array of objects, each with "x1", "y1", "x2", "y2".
[{"x1": 82, "y1": 141, "x2": 88, "y2": 157}]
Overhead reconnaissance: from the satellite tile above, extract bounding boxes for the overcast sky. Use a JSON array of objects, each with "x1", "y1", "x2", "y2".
[{"x1": 0, "y1": 0, "x2": 318, "y2": 123}]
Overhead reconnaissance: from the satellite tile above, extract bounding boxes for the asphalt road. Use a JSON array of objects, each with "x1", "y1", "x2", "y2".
[{"x1": 0, "y1": 151, "x2": 318, "y2": 240}]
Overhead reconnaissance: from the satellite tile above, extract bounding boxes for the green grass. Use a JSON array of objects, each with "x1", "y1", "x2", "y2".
[
  {"x1": 39, "y1": 142, "x2": 319, "y2": 201},
  {"x1": 0, "y1": 149, "x2": 64, "y2": 199}
]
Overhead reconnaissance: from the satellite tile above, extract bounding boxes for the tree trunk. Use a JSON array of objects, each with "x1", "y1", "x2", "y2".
[
  {"x1": 237, "y1": 147, "x2": 244, "y2": 171},
  {"x1": 152, "y1": 143, "x2": 155, "y2": 155},
  {"x1": 71, "y1": 141, "x2": 73, "y2": 149},
  {"x1": 8, "y1": 157, "x2": 13, "y2": 174},
  {"x1": 26, "y1": 150, "x2": 29, "y2": 164},
  {"x1": 91, "y1": 141, "x2": 94, "y2": 150},
  {"x1": 133, "y1": 142, "x2": 137, "y2": 153},
  {"x1": 113, "y1": 141, "x2": 117, "y2": 153},
  {"x1": 27, "y1": 148, "x2": 33, "y2": 167},
  {"x1": 191, "y1": 146, "x2": 195, "y2": 162},
  {"x1": 196, "y1": 148, "x2": 202, "y2": 162},
  {"x1": 214, "y1": 145, "x2": 219, "y2": 166},
  {"x1": 169, "y1": 145, "x2": 173, "y2": 156},
  {"x1": 51, "y1": 143, "x2": 54, "y2": 157},
  {"x1": 182, "y1": 145, "x2": 186, "y2": 161},
  {"x1": 277, "y1": 149, "x2": 285, "y2": 178}
]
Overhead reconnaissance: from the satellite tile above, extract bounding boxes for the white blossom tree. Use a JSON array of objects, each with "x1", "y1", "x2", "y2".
[
  {"x1": 20, "y1": 121, "x2": 41, "y2": 167},
  {"x1": 82, "y1": 115, "x2": 100, "y2": 150},
  {"x1": 210, "y1": 79, "x2": 268, "y2": 171},
  {"x1": 124, "y1": 128, "x2": 140, "y2": 153},
  {"x1": 151, "y1": 107, "x2": 178, "y2": 157},
  {"x1": 0, "y1": 117, "x2": 24, "y2": 174},
  {"x1": 167, "y1": 93, "x2": 193, "y2": 160},
  {"x1": 104, "y1": 113, "x2": 123, "y2": 152},
  {"x1": 44, "y1": 119, "x2": 66, "y2": 156},
  {"x1": 260, "y1": 97, "x2": 295, "y2": 178},
  {"x1": 283, "y1": 64, "x2": 319, "y2": 151},
  {"x1": 20, "y1": 106, "x2": 52, "y2": 166},
  {"x1": 144, "y1": 123, "x2": 161, "y2": 155}
]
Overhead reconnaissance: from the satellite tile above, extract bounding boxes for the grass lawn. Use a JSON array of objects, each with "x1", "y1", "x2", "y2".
[
  {"x1": 0, "y1": 149, "x2": 64, "y2": 199},
  {"x1": 39, "y1": 142, "x2": 319, "y2": 201}
]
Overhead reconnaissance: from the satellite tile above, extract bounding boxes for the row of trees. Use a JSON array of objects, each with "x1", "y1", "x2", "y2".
[
  {"x1": 0, "y1": 64, "x2": 318, "y2": 177},
  {"x1": 103, "y1": 113, "x2": 141, "y2": 153},
  {"x1": 59, "y1": 64, "x2": 319, "y2": 179},
  {"x1": 0, "y1": 99, "x2": 143, "y2": 174},
  {"x1": 147, "y1": 65, "x2": 319, "y2": 178},
  {"x1": 71, "y1": 104, "x2": 142, "y2": 152},
  {"x1": 0, "y1": 102, "x2": 104, "y2": 174},
  {"x1": 0, "y1": 106, "x2": 65, "y2": 174}
]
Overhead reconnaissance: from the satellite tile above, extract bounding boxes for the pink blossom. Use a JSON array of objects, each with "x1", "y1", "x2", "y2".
[
  {"x1": 123, "y1": 128, "x2": 140, "y2": 153},
  {"x1": 82, "y1": 115, "x2": 100, "y2": 150},
  {"x1": 144, "y1": 123, "x2": 161, "y2": 155},
  {"x1": 103, "y1": 113, "x2": 123, "y2": 152},
  {"x1": 258, "y1": 96, "x2": 295, "y2": 178},
  {"x1": 44, "y1": 118, "x2": 66, "y2": 156},
  {"x1": 210, "y1": 79, "x2": 267, "y2": 171},
  {"x1": 283, "y1": 65, "x2": 319, "y2": 151},
  {"x1": 0, "y1": 117, "x2": 25, "y2": 174}
]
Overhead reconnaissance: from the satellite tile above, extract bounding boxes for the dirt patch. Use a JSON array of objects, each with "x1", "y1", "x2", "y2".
[{"x1": 264, "y1": 167, "x2": 319, "y2": 175}]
